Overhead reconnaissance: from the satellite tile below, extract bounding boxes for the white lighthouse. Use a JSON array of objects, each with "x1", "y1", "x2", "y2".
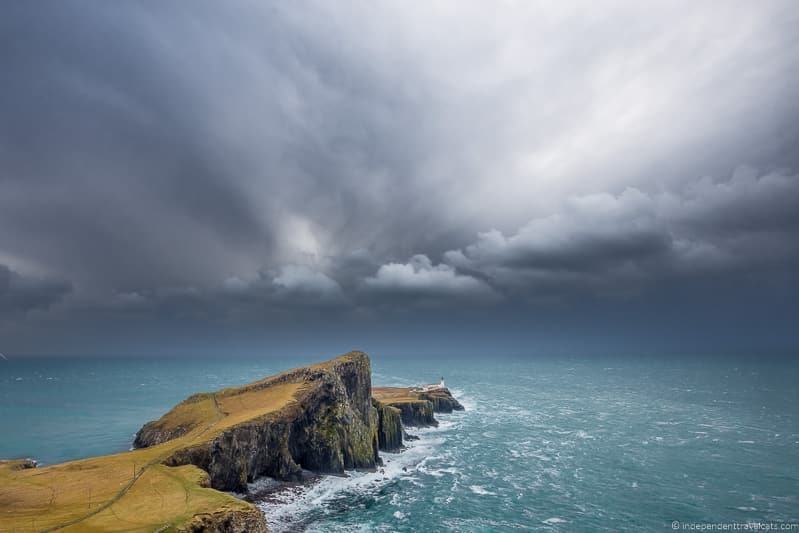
[{"x1": 417, "y1": 376, "x2": 447, "y2": 392}]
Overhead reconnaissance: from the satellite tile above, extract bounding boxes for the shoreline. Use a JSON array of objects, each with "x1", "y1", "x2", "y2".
[
  {"x1": 251, "y1": 419, "x2": 462, "y2": 532},
  {"x1": 1, "y1": 351, "x2": 463, "y2": 532}
]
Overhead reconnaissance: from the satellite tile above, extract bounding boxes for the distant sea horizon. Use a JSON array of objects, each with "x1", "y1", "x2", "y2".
[{"x1": 2, "y1": 353, "x2": 798, "y2": 531}]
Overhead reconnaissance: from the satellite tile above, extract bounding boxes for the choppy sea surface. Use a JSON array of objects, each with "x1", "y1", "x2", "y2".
[{"x1": 1, "y1": 354, "x2": 798, "y2": 531}]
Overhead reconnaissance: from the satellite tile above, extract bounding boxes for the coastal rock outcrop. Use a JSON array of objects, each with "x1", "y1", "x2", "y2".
[
  {"x1": 418, "y1": 389, "x2": 465, "y2": 413},
  {"x1": 373, "y1": 399, "x2": 404, "y2": 452},
  {"x1": 134, "y1": 351, "x2": 380, "y2": 492},
  {"x1": 177, "y1": 507, "x2": 269, "y2": 533},
  {"x1": 392, "y1": 399, "x2": 438, "y2": 427},
  {"x1": 2, "y1": 351, "x2": 466, "y2": 532},
  {"x1": 372, "y1": 385, "x2": 463, "y2": 427},
  {"x1": 0, "y1": 458, "x2": 37, "y2": 470}
]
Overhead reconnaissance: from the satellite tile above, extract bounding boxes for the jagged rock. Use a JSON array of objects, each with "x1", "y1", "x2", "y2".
[
  {"x1": 418, "y1": 388, "x2": 465, "y2": 413},
  {"x1": 135, "y1": 351, "x2": 380, "y2": 492},
  {"x1": 373, "y1": 398, "x2": 403, "y2": 452},
  {"x1": 177, "y1": 507, "x2": 268, "y2": 533},
  {"x1": 391, "y1": 399, "x2": 437, "y2": 427},
  {"x1": 3, "y1": 351, "x2": 464, "y2": 532},
  {"x1": 0, "y1": 458, "x2": 37, "y2": 470},
  {"x1": 372, "y1": 385, "x2": 463, "y2": 427}
]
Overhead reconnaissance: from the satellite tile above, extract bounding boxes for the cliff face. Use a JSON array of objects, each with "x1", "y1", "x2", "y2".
[
  {"x1": 2, "y1": 352, "x2": 468, "y2": 532},
  {"x1": 371, "y1": 386, "x2": 463, "y2": 428},
  {"x1": 135, "y1": 352, "x2": 380, "y2": 492},
  {"x1": 418, "y1": 389, "x2": 465, "y2": 413},
  {"x1": 392, "y1": 400, "x2": 438, "y2": 427},
  {"x1": 177, "y1": 507, "x2": 269, "y2": 533},
  {"x1": 373, "y1": 399, "x2": 403, "y2": 452}
]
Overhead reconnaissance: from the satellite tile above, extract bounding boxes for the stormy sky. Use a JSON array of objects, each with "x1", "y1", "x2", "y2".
[{"x1": 2, "y1": 1, "x2": 798, "y2": 357}]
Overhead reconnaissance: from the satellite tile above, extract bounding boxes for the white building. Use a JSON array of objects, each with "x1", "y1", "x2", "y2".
[{"x1": 418, "y1": 377, "x2": 446, "y2": 392}]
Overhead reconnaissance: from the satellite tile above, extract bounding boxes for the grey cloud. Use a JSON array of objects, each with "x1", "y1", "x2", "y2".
[
  {"x1": 363, "y1": 254, "x2": 498, "y2": 304},
  {"x1": 444, "y1": 167, "x2": 799, "y2": 296},
  {"x1": 3, "y1": 1, "x2": 797, "y2": 297},
  {"x1": 93, "y1": 264, "x2": 347, "y2": 323},
  {"x1": 445, "y1": 188, "x2": 671, "y2": 274},
  {"x1": 1, "y1": 2, "x2": 798, "y2": 352},
  {"x1": 269, "y1": 265, "x2": 345, "y2": 305},
  {"x1": 662, "y1": 166, "x2": 799, "y2": 237},
  {"x1": 0, "y1": 264, "x2": 72, "y2": 317}
]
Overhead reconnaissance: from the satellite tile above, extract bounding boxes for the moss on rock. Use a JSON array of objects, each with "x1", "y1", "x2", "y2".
[
  {"x1": 135, "y1": 351, "x2": 381, "y2": 492},
  {"x1": 373, "y1": 399, "x2": 404, "y2": 452}
]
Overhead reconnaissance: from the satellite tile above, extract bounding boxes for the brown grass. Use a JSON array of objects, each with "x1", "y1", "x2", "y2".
[
  {"x1": 0, "y1": 380, "x2": 303, "y2": 532},
  {"x1": 372, "y1": 387, "x2": 417, "y2": 403}
]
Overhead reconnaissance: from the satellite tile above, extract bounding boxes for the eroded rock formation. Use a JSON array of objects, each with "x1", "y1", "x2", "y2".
[
  {"x1": 372, "y1": 385, "x2": 464, "y2": 432},
  {"x1": 135, "y1": 351, "x2": 380, "y2": 492},
  {"x1": 177, "y1": 507, "x2": 269, "y2": 533},
  {"x1": 373, "y1": 399, "x2": 403, "y2": 452},
  {"x1": 2, "y1": 351, "x2": 467, "y2": 532}
]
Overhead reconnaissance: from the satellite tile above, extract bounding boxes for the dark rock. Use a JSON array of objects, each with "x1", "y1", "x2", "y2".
[
  {"x1": 135, "y1": 351, "x2": 381, "y2": 493},
  {"x1": 177, "y1": 507, "x2": 268, "y2": 533},
  {"x1": 390, "y1": 399, "x2": 437, "y2": 427},
  {"x1": 0, "y1": 458, "x2": 38, "y2": 471},
  {"x1": 418, "y1": 388, "x2": 465, "y2": 413},
  {"x1": 373, "y1": 398, "x2": 403, "y2": 452}
]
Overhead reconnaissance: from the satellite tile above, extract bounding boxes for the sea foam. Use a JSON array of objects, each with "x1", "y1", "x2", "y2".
[{"x1": 256, "y1": 423, "x2": 453, "y2": 532}]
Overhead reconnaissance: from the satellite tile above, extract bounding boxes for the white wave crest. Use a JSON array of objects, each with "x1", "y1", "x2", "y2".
[
  {"x1": 469, "y1": 485, "x2": 496, "y2": 495},
  {"x1": 256, "y1": 425, "x2": 450, "y2": 532}
]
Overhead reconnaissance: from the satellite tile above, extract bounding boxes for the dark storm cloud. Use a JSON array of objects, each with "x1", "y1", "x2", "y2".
[
  {"x1": 442, "y1": 167, "x2": 799, "y2": 297},
  {"x1": 1, "y1": 1, "x2": 798, "y2": 353},
  {"x1": 0, "y1": 264, "x2": 71, "y2": 317},
  {"x1": 0, "y1": 2, "x2": 471, "y2": 294},
  {"x1": 0, "y1": 3, "x2": 271, "y2": 291}
]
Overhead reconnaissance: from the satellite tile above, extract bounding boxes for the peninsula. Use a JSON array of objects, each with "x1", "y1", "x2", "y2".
[{"x1": 0, "y1": 351, "x2": 462, "y2": 532}]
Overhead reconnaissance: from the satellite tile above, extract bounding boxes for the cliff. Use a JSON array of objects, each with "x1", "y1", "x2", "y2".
[
  {"x1": 390, "y1": 399, "x2": 438, "y2": 427},
  {"x1": 134, "y1": 351, "x2": 379, "y2": 492},
  {"x1": 373, "y1": 386, "x2": 463, "y2": 429},
  {"x1": 373, "y1": 399, "x2": 403, "y2": 452},
  {"x1": 177, "y1": 506, "x2": 268, "y2": 533},
  {"x1": 0, "y1": 453, "x2": 264, "y2": 532},
  {"x1": 0, "y1": 351, "x2": 380, "y2": 532},
  {"x1": 0, "y1": 353, "x2": 465, "y2": 532},
  {"x1": 418, "y1": 389, "x2": 465, "y2": 413}
]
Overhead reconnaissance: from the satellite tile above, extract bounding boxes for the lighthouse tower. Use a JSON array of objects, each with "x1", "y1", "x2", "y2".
[{"x1": 439, "y1": 376, "x2": 445, "y2": 389}]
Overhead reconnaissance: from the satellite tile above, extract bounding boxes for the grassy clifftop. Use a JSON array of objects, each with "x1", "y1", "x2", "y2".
[
  {"x1": 0, "y1": 351, "x2": 375, "y2": 532},
  {"x1": 372, "y1": 386, "x2": 419, "y2": 403},
  {"x1": 0, "y1": 394, "x2": 280, "y2": 532},
  {"x1": 373, "y1": 386, "x2": 464, "y2": 428}
]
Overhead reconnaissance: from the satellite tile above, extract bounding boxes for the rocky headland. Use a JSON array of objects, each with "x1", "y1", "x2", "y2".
[
  {"x1": 0, "y1": 351, "x2": 463, "y2": 532},
  {"x1": 373, "y1": 385, "x2": 465, "y2": 427}
]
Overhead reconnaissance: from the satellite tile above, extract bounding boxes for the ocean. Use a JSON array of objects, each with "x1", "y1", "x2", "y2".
[{"x1": 1, "y1": 354, "x2": 797, "y2": 531}]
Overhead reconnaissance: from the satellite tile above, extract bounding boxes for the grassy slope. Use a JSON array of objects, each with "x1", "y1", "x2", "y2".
[
  {"x1": 372, "y1": 387, "x2": 420, "y2": 404},
  {"x1": 0, "y1": 381, "x2": 302, "y2": 532}
]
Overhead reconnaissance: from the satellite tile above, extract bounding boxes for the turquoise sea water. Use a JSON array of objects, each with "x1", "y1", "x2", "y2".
[{"x1": 1, "y1": 354, "x2": 798, "y2": 531}]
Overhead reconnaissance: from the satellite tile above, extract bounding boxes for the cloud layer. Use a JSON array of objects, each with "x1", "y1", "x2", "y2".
[
  {"x1": 1, "y1": 1, "x2": 797, "y2": 353},
  {"x1": 364, "y1": 254, "x2": 498, "y2": 304},
  {"x1": 0, "y1": 264, "x2": 72, "y2": 317},
  {"x1": 444, "y1": 167, "x2": 799, "y2": 297}
]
